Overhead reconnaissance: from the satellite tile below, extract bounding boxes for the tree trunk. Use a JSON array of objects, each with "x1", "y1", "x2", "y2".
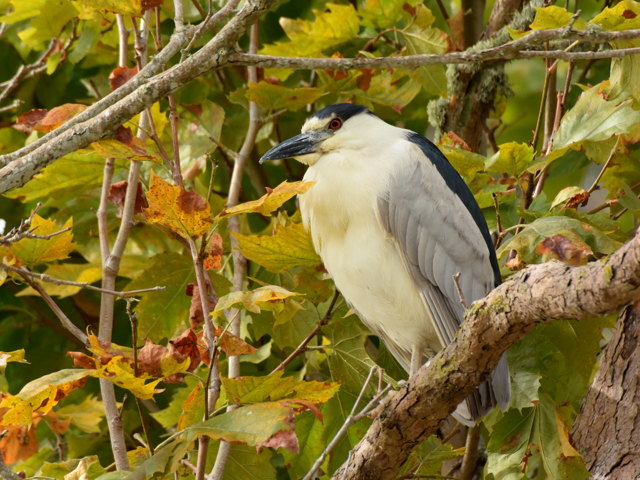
[{"x1": 572, "y1": 301, "x2": 640, "y2": 479}]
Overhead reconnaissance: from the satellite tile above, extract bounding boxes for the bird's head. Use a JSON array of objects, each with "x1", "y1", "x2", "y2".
[{"x1": 260, "y1": 104, "x2": 378, "y2": 166}]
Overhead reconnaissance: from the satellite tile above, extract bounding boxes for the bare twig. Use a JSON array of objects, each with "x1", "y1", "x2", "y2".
[
  {"x1": 97, "y1": 14, "x2": 155, "y2": 472},
  {"x1": 458, "y1": 425, "x2": 481, "y2": 480},
  {"x1": 26, "y1": 280, "x2": 89, "y2": 346},
  {"x1": 588, "y1": 141, "x2": 619, "y2": 194},
  {"x1": 0, "y1": 262, "x2": 164, "y2": 297},
  {"x1": 127, "y1": 299, "x2": 155, "y2": 455},
  {"x1": 271, "y1": 289, "x2": 340, "y2": 374},
  {"x1": 452, "y1": 273, "x2": 469, "y2": 309},
  {"x1": 181, "y1": 0, "x2": 242, "y2": 62},
  {"x1": 303, "y1": 367, "x2": 393, "y2": 480},
  {"x1": 492, "y1": 193, "x2": 504, "y2": 250}
]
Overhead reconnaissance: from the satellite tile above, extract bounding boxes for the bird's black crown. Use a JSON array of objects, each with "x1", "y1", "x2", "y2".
[{"x1": 309, "y1": 104, "x2": 375, "y2": 123}]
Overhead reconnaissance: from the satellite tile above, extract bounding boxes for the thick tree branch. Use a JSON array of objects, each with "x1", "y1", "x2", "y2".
[
  {"x1": 332, "y1": 228, "x2": 640, "y2": 480},
  {"x1": 229, "y1": 31, "x2": 640, "y2": 70},
  {"x1": 572, "y1": 301, "x2": 640, "y2": 478}
]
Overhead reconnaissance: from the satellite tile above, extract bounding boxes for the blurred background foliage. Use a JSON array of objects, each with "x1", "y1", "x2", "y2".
[{"x1": 0, "y1": 0, "x2": 639, "y2": 479}]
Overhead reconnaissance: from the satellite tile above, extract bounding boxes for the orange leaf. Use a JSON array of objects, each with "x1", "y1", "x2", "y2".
[
  {"x1": 109, "y1": 65, "x2": 138, "y2": 90},
  {"x1": 144, "y1": 171, "x2": 213, "y2": 238},
  {"x1": 17, "y1": 104, "x2": 87, "y2": 133},
  {"x1": 203, "y1": 234, "x2": 223, "y2": 270},
  {"x1": 535, "y1": 234, "x2": 592, "y2": 266}
]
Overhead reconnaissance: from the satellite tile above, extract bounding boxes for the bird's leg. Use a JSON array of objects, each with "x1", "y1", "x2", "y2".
[{"x1": 409, "y1": 346, "x2": 423, "y2": 378}]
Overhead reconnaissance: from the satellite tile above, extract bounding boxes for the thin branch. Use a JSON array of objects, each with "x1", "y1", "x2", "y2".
[
  {"x1": 0, "y1": 262, "x2": 164, "y2": 297},
  {"x1": 174, "y1": 0, "x2": 185, "y2": 31},
  {"x1": 588, "y1": 141, "x2": 619, "y2": 194},
  {"x1": 181, "y1": 0, "x2": 242, "y2": 62},
  {"x1": 229, "y1": 42, "x2": 640, "y2": 71},
  {"x1": 271, "y1": 289, "x2": 340, "y2": 374},
  {"x1": 452, "y1": 273, "x2": 469, "y2": 310},
  {"x1": 304, "y1": 368, "x2": 393, "y2": 480},
  {"x1": 492, "y1": 193, "x2": 504, "y2": 249},
  {"x1": 25, "y1": 280, "x2": 89, "y2": 346},
  {"x1": 127, "y1": 299, "x2": 155, "y2": 455}
]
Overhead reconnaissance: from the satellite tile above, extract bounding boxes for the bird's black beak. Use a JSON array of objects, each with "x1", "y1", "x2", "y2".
[{"x1": 260, "y1": 131, "x2": 323, "y2": 163}]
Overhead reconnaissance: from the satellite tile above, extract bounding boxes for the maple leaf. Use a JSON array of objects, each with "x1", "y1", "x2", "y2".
[
  {"x1": 215, "y1": 181, "x2": 315, "y2": 221},
  {"x1": 1, "y1": 215, "x2": 74, "y2": 267},
  {"x1": 107, "y1": 180, "x2": 148, "y2": 217},
  {"x1": 144, "y1": 171, "x2": 214, "y2": 239}
]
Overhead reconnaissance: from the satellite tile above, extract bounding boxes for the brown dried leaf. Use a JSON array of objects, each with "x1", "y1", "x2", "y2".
[
  {"x1": 447, "y1": 9, "x2": 465, "y2": 51},
  {"x1": 170, "y1": 329, "x2": 201, "y2": 372},
  {"x1": 107, "y1": 181, "x2": 148, "y2": 217},
  {"x1": 505, "y1": 254, "x2": 526, "y2": 271},
  {"x1": 203, "y1": 234, "x2": 223, "y2": 270},
  {"x1": 109, "y1": 65, "x2": 138, "y2": 90},
  {"x1": 17, "y1": 105, "x2": 88, "y2": 134},
  {"x1": 356, "y1": 69, "x2": 374, "y2": 92},
  {"x1": 216, "y1": 327, "x2": 257, "y2": 357},
  {"x1": 141, "y1": 0, "x2": 164, "y2": 12},
  {"x1": 256, "y1": 408, "x2": 298, "y2": 454},
  {"x1": 535, "y1": 234, "x2": 592, "y2": 266},
  {"x1": 0, "y1": 408, "x2": 38, "y2": 465},
  {"x1": 563, "y1": 191, "x2": 591, "y2": 210}
]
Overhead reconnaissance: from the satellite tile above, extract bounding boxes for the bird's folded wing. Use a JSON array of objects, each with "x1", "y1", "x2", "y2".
[{"x1": 376, "y1": 140, "x2": 497, "y2": 348}]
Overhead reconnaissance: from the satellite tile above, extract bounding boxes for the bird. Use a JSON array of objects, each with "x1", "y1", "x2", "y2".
[{"x1": 260, "y1": 103, "x2": 510, "y2": 426}]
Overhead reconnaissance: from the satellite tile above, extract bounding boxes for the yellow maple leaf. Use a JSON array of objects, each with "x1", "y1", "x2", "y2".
[
  {"x1": 144, "y1": 171, "x2": 213, "y2": 239},
  {"x1": 3, "y1": 215, "x2": 74, "y2": 266},
  {"x1": 215, "y1": 181, "x2": 315, "y2": 221},
  {"x1": 0, "y1": 369, "x2": 91, "y2": 426},
  {"x1": 92, "y1": 357, "x2": 162, "y2": 400}
]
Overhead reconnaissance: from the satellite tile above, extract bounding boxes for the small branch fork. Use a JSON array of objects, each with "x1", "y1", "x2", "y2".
[
  {"x1": 271, "y1": 289, "x2": 341, "y2": 374},
  {"x1": 303, "y1": 367, "x2": 392, "y2": 480}
]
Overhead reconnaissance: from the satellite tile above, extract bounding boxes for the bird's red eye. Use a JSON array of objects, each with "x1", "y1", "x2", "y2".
[{"x1": 329, "y1": 118, "x2": 342, "y2": 130}]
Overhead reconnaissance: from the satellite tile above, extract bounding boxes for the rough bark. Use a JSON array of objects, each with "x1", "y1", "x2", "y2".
[
  {"x1": 332, "y1": 228, "x2": 640, "y2": 480},
  {"x1": 572, "y1": 301, "x2": 640, "y2": 479}
]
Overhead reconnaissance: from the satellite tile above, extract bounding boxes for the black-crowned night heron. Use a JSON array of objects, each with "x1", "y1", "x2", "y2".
[{"x1": 260, "y1": 104, "x2": 510, "y2": 425}]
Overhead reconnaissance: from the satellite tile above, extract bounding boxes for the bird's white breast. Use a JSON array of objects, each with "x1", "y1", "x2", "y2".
[{"x1": 299, "y1": 136, "x2": 442, "y2": 357}]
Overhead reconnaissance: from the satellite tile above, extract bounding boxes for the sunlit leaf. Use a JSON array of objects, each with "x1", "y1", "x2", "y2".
[
  {"x1": 144, "y1": 171, "x2": 213, "y2": 238},
  {"x1": 0, "y1": 370, "x2": 91, "y2": 426},
  {"x1": 247, "y1": 82, "x2": 324, "y2": 112},
  {"x1": 232, "y1": 222, "x2": 321, "y2": 273},
  {"x1": 215, "y1": 181, "x2": 315, "y2": 221},
  {"x1": 0, "y1": 350, "x2": 28, "y2": 374},
  {"x1": 529, "y1": 6, "x2": 586, "y2": 30},
  {"x1": 222, "y1": 371, "x2": 340, "y2": 405},
  {"x1": 1, "y1": 215, "x2": 75, "y2": 266}
]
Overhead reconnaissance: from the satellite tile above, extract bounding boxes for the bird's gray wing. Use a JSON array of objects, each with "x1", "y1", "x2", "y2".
[
  {"x1": 376, "y1": 141, "x2": 498, "y2": 347},
  {"x1": 376, "y1": 135, "x2": 510, "y2": 416}
]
